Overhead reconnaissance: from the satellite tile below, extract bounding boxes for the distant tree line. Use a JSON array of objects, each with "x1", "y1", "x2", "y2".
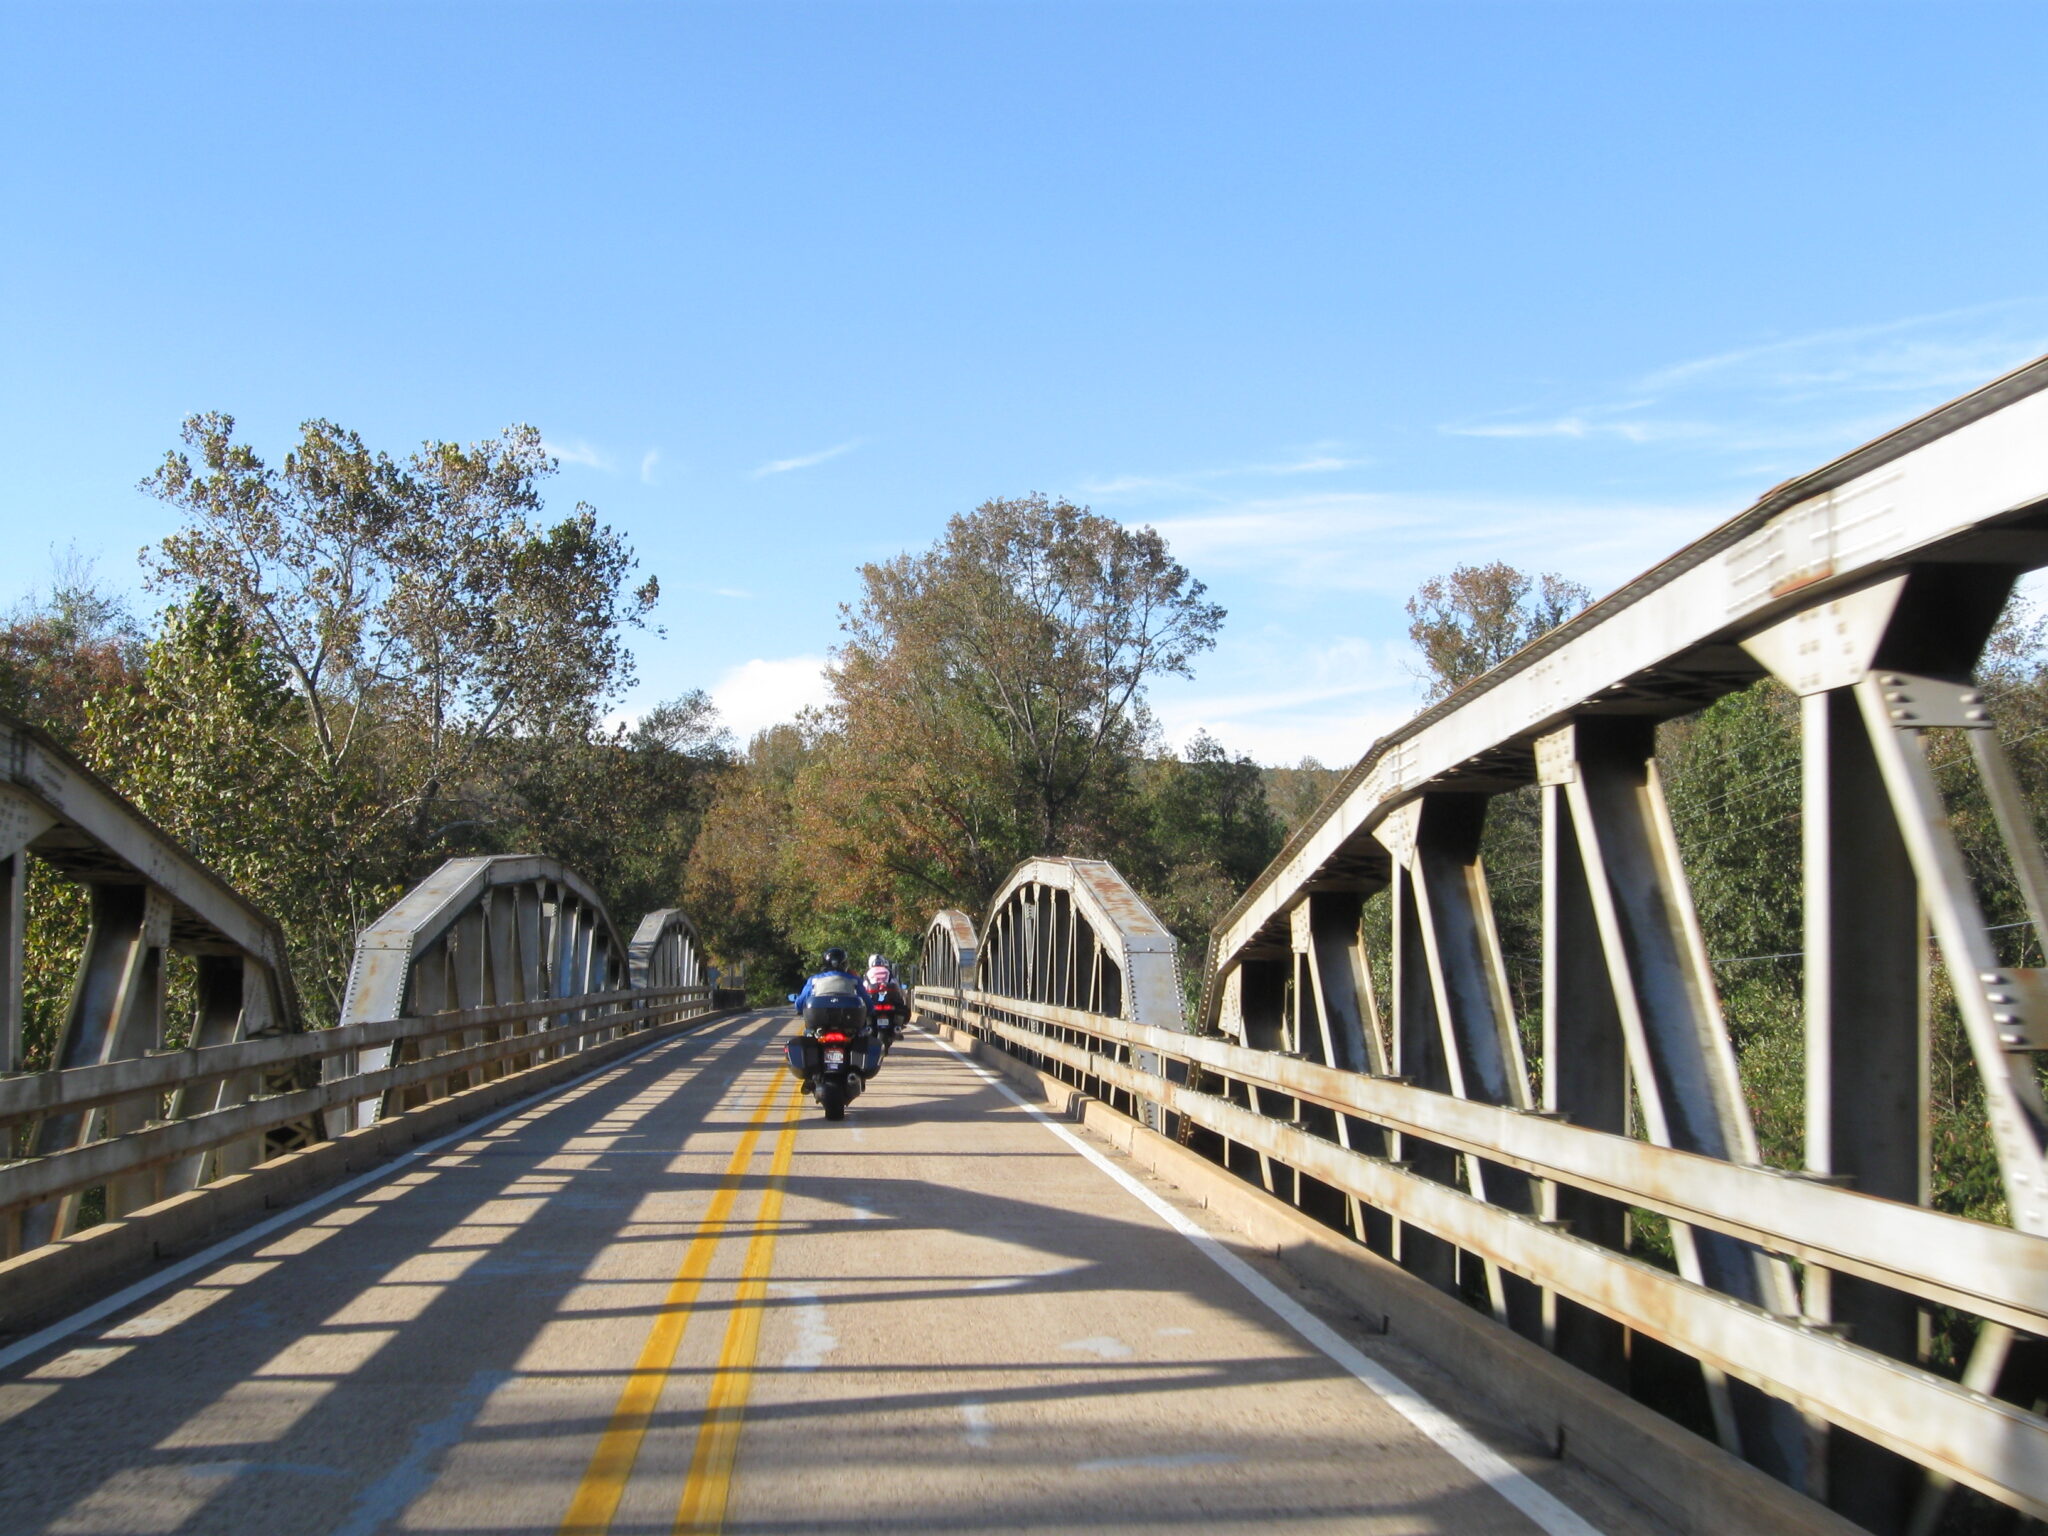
[
  {"x1": 684, "y1": 495, "x2": 1318, "y2": 1001},
  {"x1": 2, "y1": 415, "x2": 728, "y2": 1057},
  {"x1": 2, "y1": 433, "x2": 1340, "y2": 1055}
]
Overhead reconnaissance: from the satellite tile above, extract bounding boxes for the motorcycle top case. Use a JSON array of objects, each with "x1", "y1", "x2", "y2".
[{"x1": 801, "y1": 995, "x2": 867, "y2": 1032}]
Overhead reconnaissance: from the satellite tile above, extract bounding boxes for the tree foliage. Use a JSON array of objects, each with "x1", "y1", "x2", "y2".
[
  {"x1": 1406, "y1": 561, "x2": 1590, "y2": 700},
  {"x1": 686, "y1": 496, "x2": 1275, "y2": 992},
  {"x1": 818, "y1": 493, "x2": 1225, "y2": 918},
  {"x1": 143, "y1": 413, "x2": 658, "y2": 846},
  {"x1": 4, "y1": 418, "x2": 708, "y2": 1030}
]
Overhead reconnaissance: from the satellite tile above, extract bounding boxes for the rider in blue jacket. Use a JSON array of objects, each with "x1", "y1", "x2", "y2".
[{"x1": 792, "y1": 947, "x2": 864, "y2": 1011}]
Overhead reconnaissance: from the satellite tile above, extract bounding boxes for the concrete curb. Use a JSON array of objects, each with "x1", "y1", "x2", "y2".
[
  {"x1": 935, "y1": 1020, "x2": 1863, "y2": 1536},
  {"x1": 0, "y1": 1008, "x2": 745, "y2": 1338}
]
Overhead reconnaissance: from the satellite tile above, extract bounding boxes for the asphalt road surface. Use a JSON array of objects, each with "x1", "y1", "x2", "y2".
[{"x1": 0, "y1": 1010, "x2": 1663, "y2": 1535}]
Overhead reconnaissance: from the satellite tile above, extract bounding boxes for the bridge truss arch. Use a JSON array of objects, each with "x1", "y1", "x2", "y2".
[
  {"x1": 0, "y1": 711, "x2": 310, "y2": 1251},
  {"x1": 335, "y1": 855, "x2": 633, "y2": 1129},
  {"x1": 1189, "y1": 355, "x2": 2048, "y2": 1524},
  {"x1": 917, "y1": 909, "x2": 977, "y2": 993},
  {"x1": 919, "y1": 858, "x2": 1187, "y2": 1133},
  {"x1": 977, "y1": 857, "x2": 1184, "y2": 1027},
  {"x1": 629, "y1": 908, "x2": 705, "y2": 992}
]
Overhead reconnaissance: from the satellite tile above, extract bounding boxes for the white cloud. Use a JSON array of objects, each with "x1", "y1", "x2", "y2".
[
  {"x1": 1638, "y1": 301, "x2": 2046, "y2": 394},
  {"x1": 711, "y1": 655, "x2": 832, "y2": 742},
  {"x1": 542, "y1": 437, "x2": 612, "y2": 471},
  {"x1": 1164, "y1": 703, "x2": 1416, "y2": 770},
  {"x1": 754, "y1": 439, "x2": 862, "y2": 477},
  {"x1": 640, "y1": 449, "x2": 661, "y2": 484},
  {"x1": 712, "y1": 586, "x2": 753, "y2": 600},
  {"x1": 1079, "y1": 444, "x2": 1369, "y2": 504},
  {"x1": 1080, "y1": 472, "x2": 1180, "y2": 498}
]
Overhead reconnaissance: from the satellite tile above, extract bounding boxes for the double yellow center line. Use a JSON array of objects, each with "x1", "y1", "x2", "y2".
[{"x1": 560, "y1": 1065, "x2": 804, "y2": 1536}]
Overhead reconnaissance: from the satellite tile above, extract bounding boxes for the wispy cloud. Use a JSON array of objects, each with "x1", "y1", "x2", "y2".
[
  {"x1": 1154, "y1": 637, "x2": 1425, "y2": 766},
  {"x1": 1640, "y1": 301, "x2": 2044, "y2": 394},
  {"x1": 1261, "y1": 453, "x2": 1370, "y2": 475},
  {"x1": 1447, "y1": 416, "x2": 1712, "y2": 444},
  {"x1": 1441, "y1": 299, "x2": 2048, "y2": 458},
  {"x1": 640, "y1": 449, "x2": 661, "y2": 484},
  {"x1": 1140, "y1": 489, "x2": 1720, "y2": 599},
  {"x1": 754, "y1": 439, "x2": 862, "y2": 478},
  {"x1": 542, "y1": 437, "x2": 612, "y2": 472},
  {"x1": 713, "y1": 586, "x2": 752, "y2": 600},
  {"x1": 1078, "y1": 443, "x2": 1369, "y2": 504},
  {"x1": 1080, "y1": 472, "x2": 1179, "y2": 498}
]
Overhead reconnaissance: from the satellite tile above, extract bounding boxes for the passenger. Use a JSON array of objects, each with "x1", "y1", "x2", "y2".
[{"x1": 865, "y1": 954, "x2": 910, "y2": 1046}]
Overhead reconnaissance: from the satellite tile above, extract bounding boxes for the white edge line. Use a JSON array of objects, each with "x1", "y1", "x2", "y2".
[
  {"x1": 0, "y1": 1015, "x2": 759, "y2": 1375},
  {"x1": 919, "y1": 1023, "x2": 1607, "y2": 1536}
]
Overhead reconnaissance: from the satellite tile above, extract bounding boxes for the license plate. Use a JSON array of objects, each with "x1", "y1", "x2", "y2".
[{"x1": 823, "y1": 1048, "x2": 846, "y2": 1068}]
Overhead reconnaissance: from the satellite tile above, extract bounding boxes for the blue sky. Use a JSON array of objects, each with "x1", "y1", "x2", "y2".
[{"x1": 6, "y1": 1, "x2": 2047, "y2": 763}]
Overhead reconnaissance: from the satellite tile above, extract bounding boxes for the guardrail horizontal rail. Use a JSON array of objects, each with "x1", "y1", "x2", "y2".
[
  {"x1": 0, "y1": 986, "x2": 717, "y2": 1219},
  {"x1": 915, "y1": 988, "x2": 2046, "y2": 1331},
  {"x1": 0, "y1": 985, "x2": 712, "y2": 1128},
  {"x1": 917, "y1": 985, "x2": 2048, "y2": 1516}
]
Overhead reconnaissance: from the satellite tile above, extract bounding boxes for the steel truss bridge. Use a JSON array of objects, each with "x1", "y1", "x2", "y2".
[{"x1": 6, "y1": 361, "x2": 2048, "y2": 1535}]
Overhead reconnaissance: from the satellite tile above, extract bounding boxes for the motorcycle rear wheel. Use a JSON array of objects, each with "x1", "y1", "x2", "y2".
[{"x1": 819, "y1": 1082, "x2": 847, "y2": 1121}]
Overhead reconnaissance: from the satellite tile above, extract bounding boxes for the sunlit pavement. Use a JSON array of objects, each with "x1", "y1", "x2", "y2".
[{"x1": 0, "y1": 1011, "x2": 1660, "y2": 1535}]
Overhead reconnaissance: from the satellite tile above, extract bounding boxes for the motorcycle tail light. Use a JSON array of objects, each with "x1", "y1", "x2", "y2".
[{"x1": 820, "y1": 1032, "x2": 850, "y2": 1043}]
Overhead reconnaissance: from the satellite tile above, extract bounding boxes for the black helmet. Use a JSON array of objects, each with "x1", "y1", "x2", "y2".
[{"x1": 823, "y1": 947, "x2": 847, "y2": 969}]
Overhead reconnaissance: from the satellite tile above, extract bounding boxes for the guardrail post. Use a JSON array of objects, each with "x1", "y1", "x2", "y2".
[
  {"x1": 163, "y1": 954, "x2": 258, "y2": 1194},
  {"x1": 1301, "y1": 892, "x2": 1392, "y2": 1251},
  {"x1": 1236, "y1": 957, "x2": 1289, "y2": 1194},
  {"x1": 1382, "y1": 797, "x2": 1543, "y2": 1336},
  {"x1": 22, "y1": 885, "x2": 171, "y2": 1244}
]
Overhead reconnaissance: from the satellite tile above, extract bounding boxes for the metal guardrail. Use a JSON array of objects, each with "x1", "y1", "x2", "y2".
[
  {"x1": 0, "y1": 984, "x2": 715, "y2": 1227},
  {"x1": 917, "y1": 983, "x2": 2048, "y2": 1523},
  {"x1": 0, "y1": 721, "x2": 723, "y2": 1262}
]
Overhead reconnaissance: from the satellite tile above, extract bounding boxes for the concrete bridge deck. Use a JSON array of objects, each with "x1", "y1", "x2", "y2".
[{"x1": 0, "y1": 1010, "x2": 1650, "y2": 1536}]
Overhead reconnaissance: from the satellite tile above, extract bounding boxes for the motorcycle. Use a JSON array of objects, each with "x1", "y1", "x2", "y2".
[
  {"x1": 868, "y1": 988, "x2": 904, "y2": 1050},
  {"x1": 784, "y1": 988, "x2": 882, "y2": 1121}
]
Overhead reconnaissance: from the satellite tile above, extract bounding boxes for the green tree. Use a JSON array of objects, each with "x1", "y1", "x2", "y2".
[
  {"x1": 81, "y1": 591, "x2": 382, "y2": 1024},
  {"x1": 0, "y1": 555, "x2": 143, "y2": 745},
  {"x1": 819, "y1": 493, "x2": 1225, "y2": 922},
  {"x1": 1125, "y1": 732, "x2": 1285, "y2": 983},
  {"x1": 142, "y1": 413, "x2": 658, "y2": 855},
  {"x1": 1263, "y1": 757, "x2": 1345, "y2": 838},
  {"x1": 485, "y1": 690, "x2": 733, "y2": 924},
  {"x1": 1406, "y1": 562, "x2": 1590, "y2": 700}
]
